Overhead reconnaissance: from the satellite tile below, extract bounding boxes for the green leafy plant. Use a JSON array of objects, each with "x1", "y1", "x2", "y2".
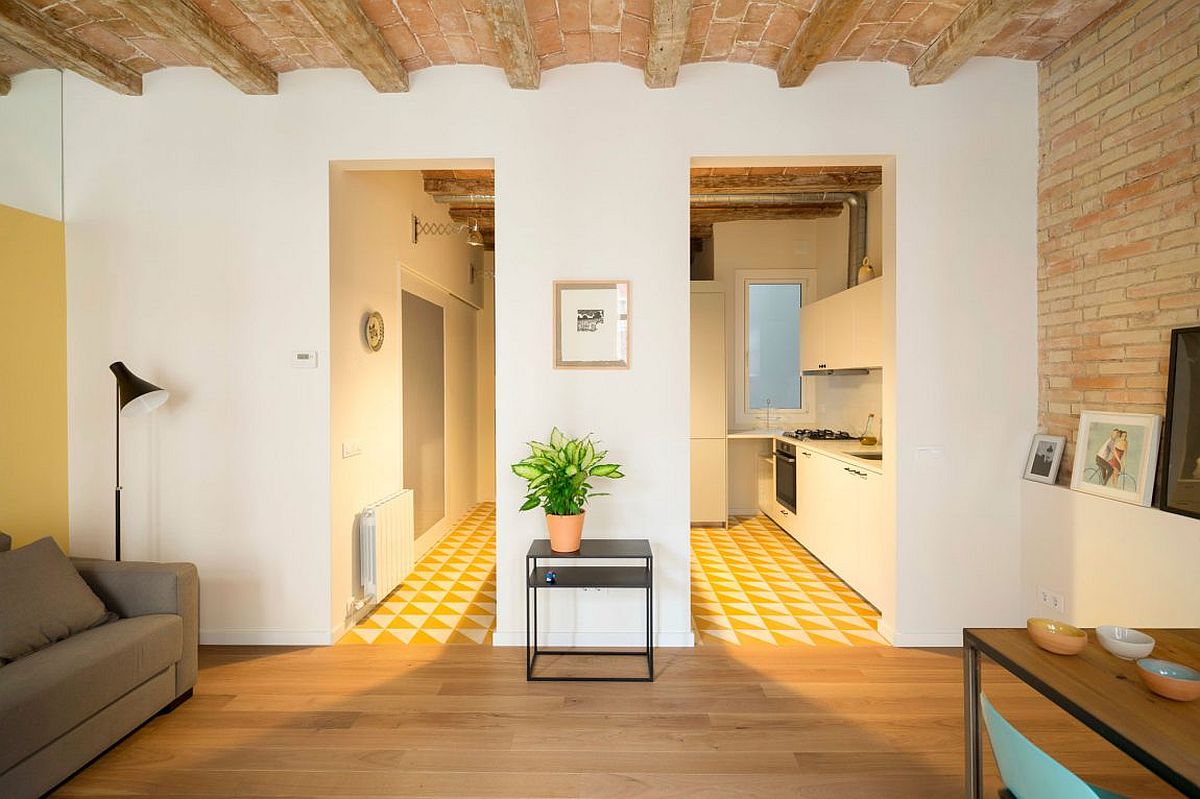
[{"x1": 512, "y1": 427, "x2": 624, "y2": 515}]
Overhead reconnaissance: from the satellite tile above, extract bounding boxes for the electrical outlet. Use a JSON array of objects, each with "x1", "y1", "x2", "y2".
[{"x1": 1037, "y1": 586, "x2": 1066, "y2": 615}]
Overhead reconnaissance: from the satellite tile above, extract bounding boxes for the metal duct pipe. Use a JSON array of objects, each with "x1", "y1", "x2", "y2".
[{"x1": 432, "y1": 191, "x2": 870, "y2": 289}]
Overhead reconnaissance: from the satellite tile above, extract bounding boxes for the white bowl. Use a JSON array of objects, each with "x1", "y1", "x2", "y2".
[{"x1": 1096, "y1": 626, "x2": 1155, "y2": 660}]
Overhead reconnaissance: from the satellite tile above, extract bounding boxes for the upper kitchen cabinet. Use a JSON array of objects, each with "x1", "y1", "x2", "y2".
[{"x1": 799, "y1": 279, "x2": 883, "y2": 372}]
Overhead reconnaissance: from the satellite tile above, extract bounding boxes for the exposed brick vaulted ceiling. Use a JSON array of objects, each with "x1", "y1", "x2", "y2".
[{"x1": 0, "y1": 0, "x2": 1127, "y2": 93}]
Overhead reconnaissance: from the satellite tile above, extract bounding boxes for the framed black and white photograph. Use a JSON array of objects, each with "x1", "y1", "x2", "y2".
[
  {"x1": 553, "y1": 280, "x2": 630, "y2": 369},
  {"x1": 1023, "y1": 434, "x2": 1065, "y2": 484},
  {"x1": 1070, "y1": 410, "x2": 1162, "y2": 507},
  {"x1": 1161, "y1": 325, "x2": 1200, "y2": 519}
]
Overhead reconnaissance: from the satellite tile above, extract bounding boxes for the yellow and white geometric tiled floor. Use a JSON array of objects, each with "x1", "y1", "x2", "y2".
[
  {"x1": 339, "y1": 503, "x2": 883, "y2": 647},
  {"x1": 337, "y1": 503, "x2": 496, "y2": 645},
  {"x1": 691, "y1": 515, "x2": 886, "y2": 646}
]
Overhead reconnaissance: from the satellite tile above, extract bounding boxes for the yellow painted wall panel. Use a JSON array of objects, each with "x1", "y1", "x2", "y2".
[{"x1": 0, "y1": 204, "x2": 68, "y2": 551}]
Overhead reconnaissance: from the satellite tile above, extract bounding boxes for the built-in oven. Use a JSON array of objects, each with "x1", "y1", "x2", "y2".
[{"x1": 774, "y1": 439, "x2": 797, "y2": 514}]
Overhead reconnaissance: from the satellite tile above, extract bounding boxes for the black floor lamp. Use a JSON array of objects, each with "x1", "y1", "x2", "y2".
[{"x1": 109, "y1": 362, "x2": 170, "y2": 561}]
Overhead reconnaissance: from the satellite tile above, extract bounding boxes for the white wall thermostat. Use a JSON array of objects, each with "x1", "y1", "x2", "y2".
[{"x1": 290, "y1": 351, "x2": 319, "y2": 368}]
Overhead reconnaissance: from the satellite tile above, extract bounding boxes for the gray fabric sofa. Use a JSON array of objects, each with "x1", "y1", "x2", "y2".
[{"x1": 0, "y1": 532, "x2": 198, "y2": 798}]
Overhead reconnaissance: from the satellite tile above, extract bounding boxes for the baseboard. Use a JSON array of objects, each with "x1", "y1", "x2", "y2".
[
  {"x1": 889, "y1": 630, "x2": 963, "y2": 648},
  {"x1": 876, "y1": 616, "x2": 895, "y2": 645},
  {"x1": 728, "y1": 507, "x2": 759, "y2": 517},
  {"x1": 492, "y1": 630, "x2": 695, "y2": 648},
  {"x1": 199, "y1": 628, "x2": 332, "y2": 646}
]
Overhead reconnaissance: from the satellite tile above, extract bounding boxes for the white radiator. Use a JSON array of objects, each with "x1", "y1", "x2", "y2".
[{"x1": 359, "y1": 490, "x2": 414, "y2": 604}]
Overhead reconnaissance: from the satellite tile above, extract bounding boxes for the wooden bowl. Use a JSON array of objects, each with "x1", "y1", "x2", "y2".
[
  {"x1": 1136, "y1": 658, "x2": 1200, "y2": 702},
  {"x1": 1027, "y1": 617, "x2": 1087, "y2": 655}
]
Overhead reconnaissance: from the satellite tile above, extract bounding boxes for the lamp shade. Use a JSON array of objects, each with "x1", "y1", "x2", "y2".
[{"x1": 109, "y1": 362, "x2": 169, "y2": 418}]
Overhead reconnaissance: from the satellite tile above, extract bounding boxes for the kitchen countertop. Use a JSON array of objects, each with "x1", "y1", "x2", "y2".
[
  {"x1": 726, "y1": 429, "x2": 789, "y2": 440},
  {"x1": 782, "y1": 437, "x2": 884, "y2": 475}
]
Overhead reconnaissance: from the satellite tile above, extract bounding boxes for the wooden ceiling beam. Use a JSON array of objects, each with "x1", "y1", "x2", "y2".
[
  {"x1": 423, "y1": 174, "x2": 496, "y2": 197},
  {"x1": 0, "y1": 0, "x2": 141, "y2": 95},
  {"x1": 645, "y1": 0, "x2": 691, "y2": 88},
  {"x1": 691, "y1": 169, "x2": 881, "y2": 193},
  {"x1": 296, "y1": 0, "x2": 408, "y2": 92},
  {"x1": 134, "y1": 1, "x2": 276, "y2": 94},
  {"x1": 776, "y1": 0, "x2": 865, "y2": 89},
  {"x1": 909, "y1": 0, "x2": 1031, "y2": 86},
  {"x1": 0, "y1": 72, "x2": 9, "y2": 95},
  {"x1": 481, "y1": 0, "x2": 539, "y2": 89}
]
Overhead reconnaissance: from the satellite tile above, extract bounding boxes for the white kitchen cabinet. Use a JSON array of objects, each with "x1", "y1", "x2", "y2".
[
  {"x1": 820, "y1": 290, "x2": 855, "y2": 370},
  {"x1": 856, "y1": 469, "x2": 886, "y2": 607},
  {"x1": 852, "y1": 278, "x2": 883, "y2": 369},
  {"x1": 799, "y1": 300, "x2": 823, "y2": 373},
  {"x1": 690, "y1": 438, "x2": 728, "y2": 525},
  {"x1": 756, "y1": 454, "x2": 774, "y2": 515},
  {"x1": 690, "y1": 289, "x2": 726, "y2": 438},
  {"x1": 799, "y1": 279, "x2": 883, "y2": 372},
  {"x1": 690, "y1": 285, "x2": 727, "y2": 525},
  {"x1": 787, "y1": 444, "x2": 885, "y2": 609}
]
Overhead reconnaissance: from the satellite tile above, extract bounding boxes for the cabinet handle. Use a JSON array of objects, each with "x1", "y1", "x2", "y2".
[
  {"x1": 801, "y1": 451, "x2": 812, "y2": 457},
  {"x1": 780, "y1": 508, "x2": 789, "y2": 515}
]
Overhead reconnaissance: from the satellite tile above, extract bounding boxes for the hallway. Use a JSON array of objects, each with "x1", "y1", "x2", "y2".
[{"x1": 339, "y1": 503, "x2": 496, "y2": 645}]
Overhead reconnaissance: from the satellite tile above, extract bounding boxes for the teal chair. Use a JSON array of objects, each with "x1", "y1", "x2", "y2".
[{"x1": 980, "y1": 694, "x2": 1128, "y2": 799}]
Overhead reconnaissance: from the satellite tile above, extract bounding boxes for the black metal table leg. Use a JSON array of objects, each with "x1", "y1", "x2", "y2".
[
  {"x1": 647, "y1": 554, "x2": 654, "y2": 680},
  {"x1": 965, "y1": 633, "x2": 982, "y2": 799}
]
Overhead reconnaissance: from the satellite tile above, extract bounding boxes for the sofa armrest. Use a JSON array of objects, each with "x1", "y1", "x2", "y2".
[{"x1": 70, "y1": 559, "x2": 199, "y2": 698}]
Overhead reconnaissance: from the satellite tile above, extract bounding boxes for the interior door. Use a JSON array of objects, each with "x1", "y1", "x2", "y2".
[{"x1": 402, "y1": 290, "x2": 446, "y2": 551}]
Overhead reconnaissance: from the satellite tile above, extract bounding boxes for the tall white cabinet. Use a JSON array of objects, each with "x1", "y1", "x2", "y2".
[{"x1": 690, "y1": 285, "x2": 727, "y2": 526}]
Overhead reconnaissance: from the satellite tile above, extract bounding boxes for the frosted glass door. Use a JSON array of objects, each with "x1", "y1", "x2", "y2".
[{"x1": 402, "y1": 291, "x2": 446, "y2": 540}]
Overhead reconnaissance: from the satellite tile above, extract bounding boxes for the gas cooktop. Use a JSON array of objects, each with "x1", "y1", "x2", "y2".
[{"x1": 782, "y1": 429, "x2": 855, "y2": 441}]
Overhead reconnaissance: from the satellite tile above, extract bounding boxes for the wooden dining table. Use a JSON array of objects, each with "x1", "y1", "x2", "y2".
[{"x1": 963, "y1": 627, "x2": 1200, "y2": 798}]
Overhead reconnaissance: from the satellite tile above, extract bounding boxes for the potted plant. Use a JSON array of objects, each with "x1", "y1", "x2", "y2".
[{"x1": 511, "y1": 427, "x2": 624, "y2": 553}]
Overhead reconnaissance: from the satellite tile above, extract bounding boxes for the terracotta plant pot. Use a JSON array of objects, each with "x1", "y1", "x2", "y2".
[{"x1": 546, "y1": 512, "x2": 585, "y2": 553}]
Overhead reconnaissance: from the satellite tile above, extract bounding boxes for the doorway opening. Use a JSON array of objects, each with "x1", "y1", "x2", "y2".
[
  {"x1": 329, "y1": 162, "x2": 497, "y2": 645},
  {"x1": 688, "y1": 158, "x2": 893, "y2": 647}
]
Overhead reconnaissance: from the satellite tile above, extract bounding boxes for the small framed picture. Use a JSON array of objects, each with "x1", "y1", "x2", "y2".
[
  {"x1": 1161, "y1": 326, "x2": 1200, "y2": 519},
  {"x1": 1070, "y1": 410, "x2": 1162, "y2": 507},
  {"x1": 1023, "y1": 434, "x2": 1065, "y2": 484},
  {"x1": 553, "y1": 280, "x2": 630, "y2": 369}
]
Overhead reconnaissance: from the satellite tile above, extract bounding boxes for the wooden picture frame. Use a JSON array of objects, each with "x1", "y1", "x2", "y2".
[
  {"x1": 1069, "y1": 410, "x2": 1162, "y2": 507},
  {"x1": 1160, "y1": 325, "x2": 1200, "y2": 519},
  {"x1": 553, "y1": 280, "x2": 630, "y2": 369},
  {"x1": 1023, "y1": 434, "x2": 1065, "y2": 484}
]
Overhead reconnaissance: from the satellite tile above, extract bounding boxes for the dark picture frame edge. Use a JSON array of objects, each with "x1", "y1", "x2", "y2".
[{"x1": 1159, "y1": 324, "x2": 1200, "y2": 521}]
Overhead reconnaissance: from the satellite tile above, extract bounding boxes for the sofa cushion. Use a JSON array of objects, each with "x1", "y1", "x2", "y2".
[
  {"x1": 0, "y1": 614, "x2": 182, "y2": 773},
  {"x1": 0, "y1": 537, "x2": 116, "y2": 664}
]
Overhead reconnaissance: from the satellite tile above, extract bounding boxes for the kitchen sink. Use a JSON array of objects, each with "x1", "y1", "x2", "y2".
[{"x1": 850, "y1": 451, "x2": 883, "y2": 461}]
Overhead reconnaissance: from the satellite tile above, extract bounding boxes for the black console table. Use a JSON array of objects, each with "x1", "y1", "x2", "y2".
[{"x1": 525, "y1": 538, "x2": 654, "y2": 682}]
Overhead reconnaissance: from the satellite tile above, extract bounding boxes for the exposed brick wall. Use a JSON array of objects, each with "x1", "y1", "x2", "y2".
[{"x1": 1037, "y1": 0, "x2": 1199, "y2": 479}]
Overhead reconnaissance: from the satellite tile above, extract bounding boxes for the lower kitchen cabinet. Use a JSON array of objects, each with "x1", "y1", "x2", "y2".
[
  {"x1": 792, "y1": 446, "x2": 884, "y2": 609},
  {"x1": 756, "y1": 454, "x2": 774, "y2": 515}
]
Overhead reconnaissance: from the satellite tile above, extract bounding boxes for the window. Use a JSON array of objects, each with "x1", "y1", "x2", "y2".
[{"x1": 734, "y1": 269, "x2": 815, "y2": 427}]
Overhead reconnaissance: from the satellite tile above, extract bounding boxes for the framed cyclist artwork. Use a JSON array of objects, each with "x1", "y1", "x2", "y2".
[{"x1": 1069, "y1": 410, "x2": 1162, "y2": 507}]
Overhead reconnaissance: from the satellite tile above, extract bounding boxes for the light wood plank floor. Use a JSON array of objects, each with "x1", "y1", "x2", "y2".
[{"x1": 55, "y1": 644, "x2": 1178, "y2": 798}]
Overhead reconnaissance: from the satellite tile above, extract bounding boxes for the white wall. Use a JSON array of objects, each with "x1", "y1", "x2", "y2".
[
  {"x1": 0, "y1": 70, "x2": 62, "y2": 220},
  {"x1": 62, "y1": 58, "x2": 1036, "y2": 646},
  {"x1": 476, "y1": 259, "x2": 496, "y2": 503},
  {"x1": 1022, "y1": 482, "x2": 1200, "y2": 627}
]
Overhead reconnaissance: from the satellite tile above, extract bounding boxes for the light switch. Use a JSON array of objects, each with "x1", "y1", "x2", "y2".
[{"x1": 342, "y1": 440, "x2": 362, "y2": 458}]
